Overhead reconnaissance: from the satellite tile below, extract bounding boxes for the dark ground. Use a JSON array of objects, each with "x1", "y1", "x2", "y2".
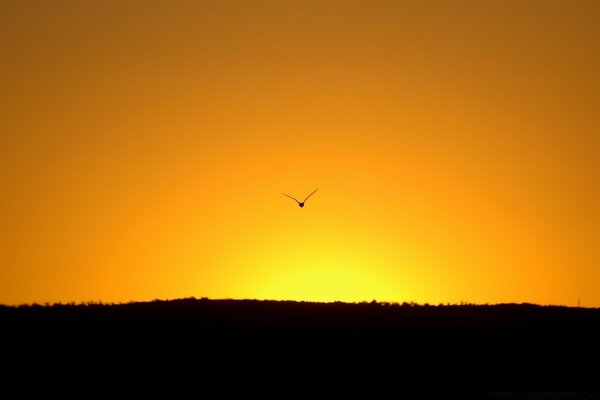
[{"x1": 2, "y1": 298, "x2": 599, "y2": 397}]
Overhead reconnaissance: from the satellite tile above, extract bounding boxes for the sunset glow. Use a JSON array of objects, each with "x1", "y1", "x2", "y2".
[{"x1": 1, "y1": 0, "x2": 599, "y2": 306}]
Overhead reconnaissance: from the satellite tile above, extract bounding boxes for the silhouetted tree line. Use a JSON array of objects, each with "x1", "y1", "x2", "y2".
[
  {"x1": 1, "y1": 298, "x2": 599, "y2": 393},
  {"x1": 2, "y1": 298, "x2": 599, "y2": 334}
]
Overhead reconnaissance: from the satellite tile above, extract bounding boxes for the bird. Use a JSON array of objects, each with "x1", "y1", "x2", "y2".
[{"x1": 282, "y1": 188, "x2": 318, "y2": 208}]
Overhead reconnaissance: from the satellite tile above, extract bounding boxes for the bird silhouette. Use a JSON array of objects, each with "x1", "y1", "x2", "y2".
[{"x1": 282, "y1": 188, "x2": 318, "y2": 208}]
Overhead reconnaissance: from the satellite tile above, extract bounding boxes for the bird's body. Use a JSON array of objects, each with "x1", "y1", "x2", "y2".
[{"x1": 282, "y1": 188, "x2": 318, "y2": 208}]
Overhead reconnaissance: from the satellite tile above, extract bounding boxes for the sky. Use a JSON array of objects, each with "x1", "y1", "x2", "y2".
[{"x1": 1, "y1": 0, "x2": 599, "y2": 306}]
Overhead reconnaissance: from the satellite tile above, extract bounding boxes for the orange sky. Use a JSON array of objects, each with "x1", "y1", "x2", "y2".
[{"x1": 1, "y1": 0, "x2": 599, "y2": 306}]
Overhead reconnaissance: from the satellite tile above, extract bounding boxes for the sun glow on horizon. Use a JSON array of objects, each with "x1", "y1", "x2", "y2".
[
  {"x1": 258, "y1": 264, "x2": 398, "y2": 303},
  {"x1": 1, "y1": 1, "x2": 599, "y2": 306}
]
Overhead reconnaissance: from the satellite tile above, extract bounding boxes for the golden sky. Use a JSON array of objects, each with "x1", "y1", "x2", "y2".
[{"x1": 1, "y1": 0, "x2": 599, "y2": 306}]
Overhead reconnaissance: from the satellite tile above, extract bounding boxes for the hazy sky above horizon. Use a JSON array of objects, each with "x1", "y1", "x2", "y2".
[{"x1": 1, "y1": 0, "x2": 599, "y2": 306}]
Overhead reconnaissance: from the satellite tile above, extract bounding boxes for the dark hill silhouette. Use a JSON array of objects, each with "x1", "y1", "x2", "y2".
[{"x1": 2, "y1": 298, "x2": 599, "y2": 396}]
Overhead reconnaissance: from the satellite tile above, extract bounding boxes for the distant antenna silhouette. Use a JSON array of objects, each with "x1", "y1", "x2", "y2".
[{"x1": 282, "y1": 188, "x2": 318, "y2": 208}]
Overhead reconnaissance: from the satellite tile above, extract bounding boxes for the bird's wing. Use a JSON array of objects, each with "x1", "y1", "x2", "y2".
[
  {"x1": 303, "y1": 188, "x2": 319, "y2": 203},
  {"x1": 282, "y1": 193, "x2": 301, "y2": 204}
]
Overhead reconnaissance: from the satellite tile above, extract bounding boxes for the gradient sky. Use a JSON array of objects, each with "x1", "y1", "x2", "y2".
[{"x1": 1, "y1": 0, "x2": 599, "y2": 306}]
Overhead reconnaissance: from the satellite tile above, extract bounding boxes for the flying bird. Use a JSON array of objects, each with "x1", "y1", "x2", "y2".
[{"x1": 282, "y1": 188, "x2": 318, "y2": 208}]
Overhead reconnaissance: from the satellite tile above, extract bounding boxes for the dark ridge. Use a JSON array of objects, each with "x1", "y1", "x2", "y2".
[
  {"x1": 2, "y1": 298, "x2": 599, "y2": 396},
  {"x1": 3, "y1": 298, "x2": 599, "y2": 334}
]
